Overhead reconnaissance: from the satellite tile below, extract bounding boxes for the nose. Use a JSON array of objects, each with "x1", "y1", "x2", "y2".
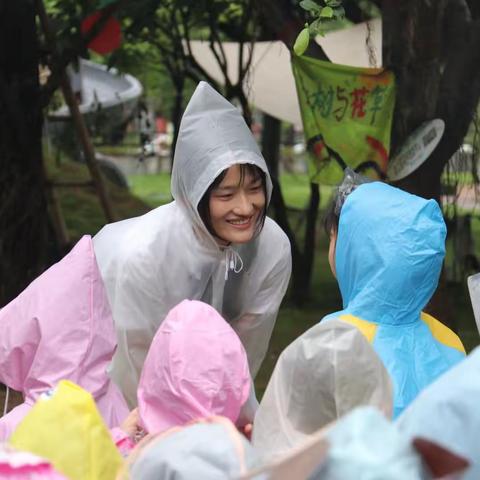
[{"x1": 233, "y1": 191, "x2": 255, "y2": 216}]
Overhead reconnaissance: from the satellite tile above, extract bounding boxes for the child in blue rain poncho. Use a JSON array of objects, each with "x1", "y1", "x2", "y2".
[{"x1": 322, "y1": 169, "x2": 465, "y2": 418}]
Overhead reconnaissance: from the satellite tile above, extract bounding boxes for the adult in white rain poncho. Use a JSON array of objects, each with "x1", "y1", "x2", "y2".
[{"x1": 94, "y1": 82, "x2": 292, "y2": 406}]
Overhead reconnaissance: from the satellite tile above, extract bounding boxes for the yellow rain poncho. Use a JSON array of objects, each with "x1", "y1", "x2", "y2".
[{"x1": 10, "y1": 380, "x2": 123, "y2": 480}]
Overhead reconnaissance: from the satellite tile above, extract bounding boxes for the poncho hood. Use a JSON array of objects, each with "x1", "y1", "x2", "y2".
[
  {"x1": 252, "y1": 320, "x2": 392, "y2": 460},
  {"x1": 336, "y1": 182, "x2": 446, "y2": 325},
  {"x1": 0, "y1": 236, "x2": 129, "y2": 439},
  {"x1": 129, "y1": 417, "x2": 258, "y2": 480},
  {"x1": 171, "y1": 81, "x2": 272, "y2": 243},
  {"x1": 137, "y1": 300, "x2": 251, "y2": 433},
  {"x1": 397, "y1": 346, "x2": 480, "y2": 480}
]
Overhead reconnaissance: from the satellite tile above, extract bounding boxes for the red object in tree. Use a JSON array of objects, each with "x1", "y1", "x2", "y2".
[
  {"x1": 155, "y1": 117, "x2": 167, "y2": 134},
  {"x1": 81, "y1": 11, "x2": 122, "y2": 55}
]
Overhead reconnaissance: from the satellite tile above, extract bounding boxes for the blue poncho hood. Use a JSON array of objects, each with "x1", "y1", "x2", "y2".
[{"x1": 335, "y1": 181, "x2": 446, "y2": 324}]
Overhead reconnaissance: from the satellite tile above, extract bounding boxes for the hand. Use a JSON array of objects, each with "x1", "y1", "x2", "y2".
[
  {"x1": 240, "y1": 423, "x2": 253, "y2": 440},
  {"x1": 120, "y1": 408, "x2": 140, "y2": 438}
]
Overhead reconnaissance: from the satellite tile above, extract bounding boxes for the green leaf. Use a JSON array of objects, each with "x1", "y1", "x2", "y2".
[
  {"x1": 299, "y1": 0, "x2": 322, "y2": 14},
  {"x1": 325, "y1": 0, "x2": 342, "y2": 7},
  {"x1": 320, "y1": 6, "x2": 334, "y2": 18},
  {"x1": 293, "y1": 27, "x2": 310, "y2": 56},
  {"x1": 308, "y1": 18, "x2": 322, "y2": 35}
]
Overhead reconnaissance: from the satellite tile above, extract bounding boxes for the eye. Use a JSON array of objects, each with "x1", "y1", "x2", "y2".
[
  {"x1": 213, "y1": 191, "x2": 233, "y2": 200},
  {"x1": 249, "y1": 182, "x2": 262, "y2": 192}
]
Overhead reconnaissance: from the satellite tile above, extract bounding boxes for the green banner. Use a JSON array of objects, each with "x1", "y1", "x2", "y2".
[{"x1": 292, "y1": 55, "x2": 396, "y2": 184}]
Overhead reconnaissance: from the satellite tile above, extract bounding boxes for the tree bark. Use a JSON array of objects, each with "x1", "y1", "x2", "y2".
[
  {"x1": 169, "y1": 75, "x2": 185, "y2": 171},
  {"x1": 261, "y1": 113, "x2": 320, "y2": 304},
  {"x1": 0, "y1": 0, "x2": 49, "y2": 306},
  {"x1": 383, "y1": 0, "x2": 480, "y2": 329}
]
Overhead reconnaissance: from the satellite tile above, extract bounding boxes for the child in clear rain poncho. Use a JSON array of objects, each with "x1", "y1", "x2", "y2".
[
  {"x1": 94, "y1": 81, "x2": 292, "y2": 408},
  {"x1": 251, "y1": 319, "x2": 393, "y2": 461},
  {"x1": 120, "y1": 417, "x2": 258, "y2": 480},
  {"x1": 397, "y1": 345, "x2": 480, "y2": 480},
  {"x1": 244, "y1": 406, "x2": 468, "y2": 480},
  {"x1": 111, "y1": 300, "x2": 252, "y2": 455},
  {"x1": 322, "y1": 169, "x2": 465, "y2": 418}
]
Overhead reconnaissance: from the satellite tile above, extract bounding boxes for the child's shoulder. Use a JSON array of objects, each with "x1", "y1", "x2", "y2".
[{"x1": 420, "y1": 312, "x2": 466, "y2": 354}]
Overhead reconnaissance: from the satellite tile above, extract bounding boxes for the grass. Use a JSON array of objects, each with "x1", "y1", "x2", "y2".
[
  {"x1": 45, "y1": 155, "x2": 150, "y2": 238},
  {"x1": 96, "y1": 144, "x2": 141, "y2": 157},
  {"x1": 129, "y1": 173, "x2": 172, "y2": 207},
  {"x1": 44, "y1": 157, "x2": 480, "y2": 399}
]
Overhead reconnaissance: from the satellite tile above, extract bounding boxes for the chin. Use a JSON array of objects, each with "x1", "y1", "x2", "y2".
[{"x1": 225, "y1": 228, "x2": 256, "y2": 244}]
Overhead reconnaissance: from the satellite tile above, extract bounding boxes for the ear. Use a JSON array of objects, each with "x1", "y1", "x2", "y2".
[{"x1": 412, "y1": 437, "x2": 469, "y2": 479}]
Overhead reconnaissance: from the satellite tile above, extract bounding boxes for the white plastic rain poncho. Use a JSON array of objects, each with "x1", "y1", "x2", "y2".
[
  {"x1": 242, "y1": 407, "x2": 467, "y2": 480},
  {"x1": 310, "y1": 407, "x2": 428, "y2": 480},
  {"x1": 124, "y1": 417, "x2": 259, "y2": 480},
  {"x1": 94, "y1": 81, "x2": 292, "y2": 406},
  {"x1": 252, "y1": 320, "x2": 392, "y2": 461},
  {"x1": 397, "y1": 345, "x2": 480, "y2": 480}
]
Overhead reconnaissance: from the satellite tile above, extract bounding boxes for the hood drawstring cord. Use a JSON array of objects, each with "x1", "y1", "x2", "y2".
[
  {"x1": 225, "y1": 248, "x2": 244, "y2": 280},
  {"x1": 2, "y1": 386, "x2": 9, "y2": 417}
]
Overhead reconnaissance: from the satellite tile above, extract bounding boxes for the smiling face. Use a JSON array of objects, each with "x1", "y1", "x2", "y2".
[{"x1": 206, "y1": 164, "x2": 266, "y2": 245}]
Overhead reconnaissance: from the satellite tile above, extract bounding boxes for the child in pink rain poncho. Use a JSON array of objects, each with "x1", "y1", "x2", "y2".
[
  {"x1": 0, "y1": 445, "x2": 67, "y2": 479},
  {"x1": 112, "y1": 299, "x2": 252, "y2": 455},
  {"x1": 0, "y1": 236, "x2": 129, "y2": 440}
]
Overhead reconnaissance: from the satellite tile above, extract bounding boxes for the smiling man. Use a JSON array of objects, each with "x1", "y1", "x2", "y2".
[{"x1": 93, "y1": 82, "x2": 292, "y2": 410}]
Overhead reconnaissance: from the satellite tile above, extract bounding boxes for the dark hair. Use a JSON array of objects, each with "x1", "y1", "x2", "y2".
[
  {"x1": 323, "y1": 194, "x2": 340, "y2": 237},
  {"x1": 323, "y1": 168, "x2": 370, "y2": 236},
  {"x1": 198, "y1": 164, "x2": 268, "y2": 241}
]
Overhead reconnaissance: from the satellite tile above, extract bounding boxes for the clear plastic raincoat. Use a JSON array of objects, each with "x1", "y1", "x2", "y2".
[
  {"x1": 397, "y1": 345, "x2": 480, "y2": 480},
  {"x1": 243, "y1": 407, "x2": 467, "y2": 480},
  {"x1": 252, "y1": 320, "x2": 392, "y2": 461},
  {"x1": 323, "y1": 182, "x2": 465, "y2": 417},
  {"x1": 123, "y1": 417, "x2": 258, "y2": 480},
  {"x1": 310, "y1": 407, "x2": 428, "y2": 480},
  {"x1": 94, "y1": 82, "x2": 292, "y2": 406}
]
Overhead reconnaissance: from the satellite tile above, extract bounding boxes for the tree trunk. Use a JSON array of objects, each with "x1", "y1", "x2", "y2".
[
  {"x1": 170, "y1": 77, "x2": 184, "y2": 171},
  {"x1": 383, "y1": 0, "x2": 480, "y2": 329},
  {"x1": 261, "y1": 113, "x2": 320, "y2": 304},
  {"x1": 0, "y1": 0, "x2": 49, "y2": 306}
]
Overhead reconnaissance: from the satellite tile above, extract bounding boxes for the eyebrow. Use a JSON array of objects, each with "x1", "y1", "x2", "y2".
[
  {"x1": 214, "y1": 185, "x2": 236, "y2": 192},
  {"x1": 215, "y1": 176, "x2": 262, "y2": 191}
]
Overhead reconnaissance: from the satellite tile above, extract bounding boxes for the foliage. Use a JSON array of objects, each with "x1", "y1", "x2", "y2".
[{"x1": 293, "y1": 0, "x2": 345, "y2": 55}]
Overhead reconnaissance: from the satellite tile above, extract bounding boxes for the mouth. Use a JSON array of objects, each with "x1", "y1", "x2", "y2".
[{"x1": 226, "y1": 216, "x2": 255, "y2": 229}]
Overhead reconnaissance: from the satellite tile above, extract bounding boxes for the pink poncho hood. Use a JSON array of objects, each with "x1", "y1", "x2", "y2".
[
  {"x1": 137, "y1": 300, "x2": 251, "y2": 434},
  {"x1": 0, "y1": 236, "x2": 128, "y2": 439}
]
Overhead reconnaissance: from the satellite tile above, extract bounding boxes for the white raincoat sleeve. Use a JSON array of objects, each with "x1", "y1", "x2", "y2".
[
  {"x1": 94, "y1": 220, "x2": 171, "y2": 408},
  {"x1": 231, "y1": 227, "x2": 292, "y2": 378},
  {"x1": 105, "y1": 252, "x2": 163, "y2": 406}
]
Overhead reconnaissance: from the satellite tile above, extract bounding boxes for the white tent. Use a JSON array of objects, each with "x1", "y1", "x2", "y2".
[
  {"x1": 188, "y1": 18, "x2": 382, "y2": 126},
  {"x1": 316, "y1": 17, "x2": 382, "y2": 69}
]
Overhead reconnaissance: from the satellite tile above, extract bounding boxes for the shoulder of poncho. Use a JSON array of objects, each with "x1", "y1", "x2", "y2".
[
  {"x1": 260, "y1": 216, "x2": 290, "y2": 253},
  {"x1": 113, "y1": 203, "x2": 195, "y2": 264}
]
